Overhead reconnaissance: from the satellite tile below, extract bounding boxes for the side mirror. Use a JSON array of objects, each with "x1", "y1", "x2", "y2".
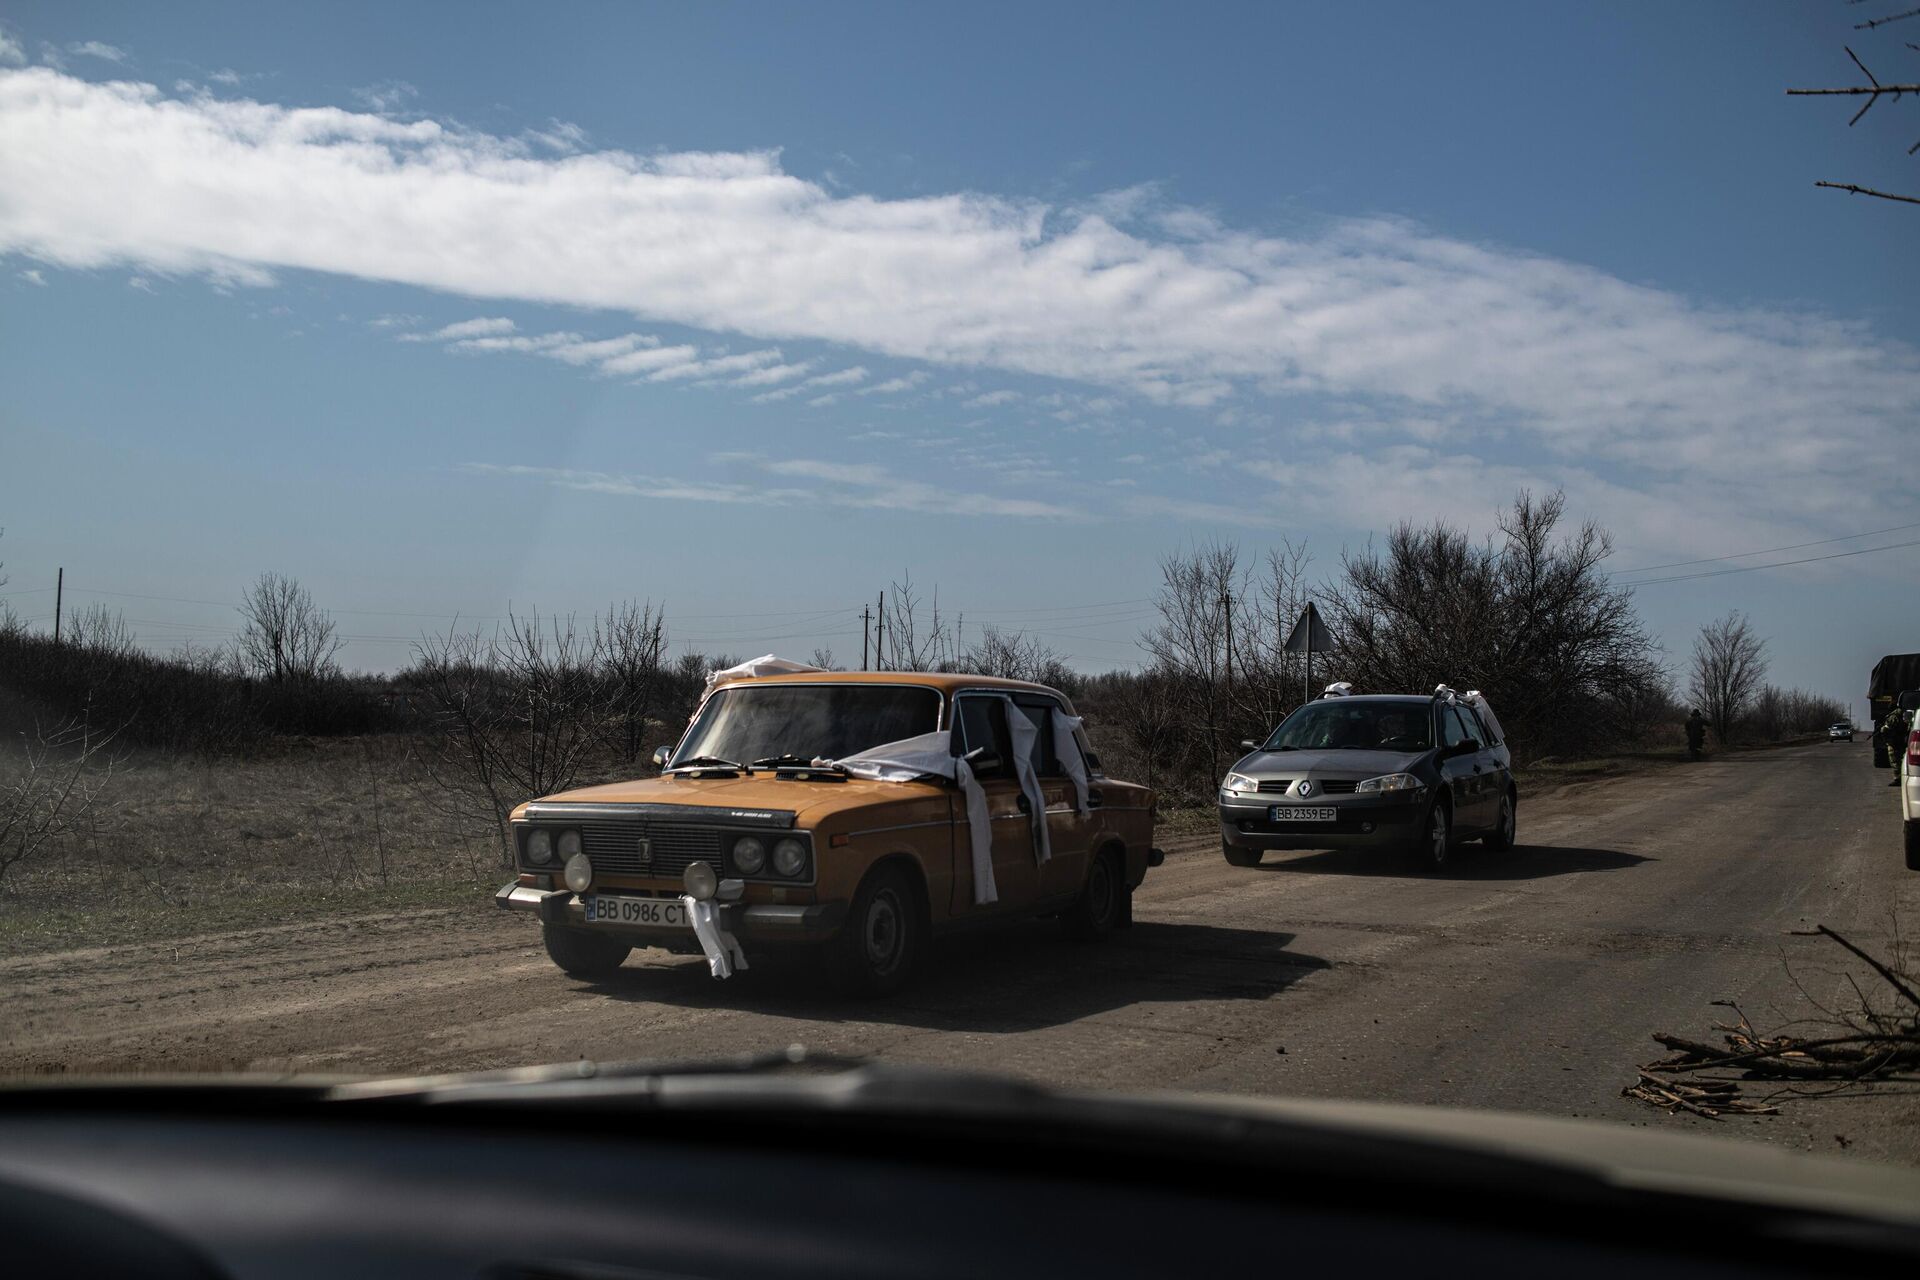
[
  {"x1": 651, "y1": 745, "x2": 673, "y2": 770},
  {"x1": 1240, "y1": 739, "x2": 1261, "y2": 751},
  {"x1": 963, "y1": 746, "x2": 1002, "y2": 773}
]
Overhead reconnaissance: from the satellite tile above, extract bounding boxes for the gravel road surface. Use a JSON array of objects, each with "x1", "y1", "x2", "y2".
[{"x1": 5, "y1": 739, "x2": 1916, "y2": 1163}]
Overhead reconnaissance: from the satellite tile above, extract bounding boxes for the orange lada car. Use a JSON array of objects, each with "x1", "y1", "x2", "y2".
[{"x1": 496, "y1": 667, "x2": 1161, "y2": 994}]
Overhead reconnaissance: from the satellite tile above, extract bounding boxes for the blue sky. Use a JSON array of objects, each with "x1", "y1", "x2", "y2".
[{"x1": 0, "y1": 1, "x2": 1916, "y2": 715}]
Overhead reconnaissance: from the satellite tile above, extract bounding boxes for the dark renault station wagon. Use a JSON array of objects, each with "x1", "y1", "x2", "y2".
[{"x1": 1218, "y1": 689, "x2": 1514, "y2": 870}]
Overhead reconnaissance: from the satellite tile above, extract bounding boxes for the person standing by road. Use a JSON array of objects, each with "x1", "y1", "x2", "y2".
[
  {"x1": 1685, "y1": 709, "x2": 1707, "y2": 761},
  {"x1": 1882, "y1": 706, "x2": 1912, "y2": 786}
]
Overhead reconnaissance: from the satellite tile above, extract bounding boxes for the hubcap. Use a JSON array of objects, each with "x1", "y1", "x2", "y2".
[
  {"x1": 1430, "y1": 809, "x2": 1448, "y2": 863},
  {"x1": 864, "y1": 890, "x2": 903, "y2": 973}
]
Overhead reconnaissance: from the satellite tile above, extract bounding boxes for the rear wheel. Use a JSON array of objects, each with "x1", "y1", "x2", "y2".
[
  {"x1": 542, "y1": 924, "x2": 631, "y2": 979},
  {"x1": 1483, "y1": 790, "x2": 1517, "y2": 851},
  {"x1": 1414, "y1": 800, "x2": 1452, "y2": 870},
  {"x1": 835, "y1": 865, "x2": 923, "y2": 997},
  {"x1": 1222, "y1": 841, "x2": 1263, "y2": 867},
  {"x1": 1064, "y1": 850, "x2": 1126, "y2": 940}
]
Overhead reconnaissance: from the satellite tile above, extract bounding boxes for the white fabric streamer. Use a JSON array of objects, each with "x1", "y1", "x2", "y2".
[
  {"x1": 828, "y1": 731, "x2": 998, "y2": 906},
  {"x1": 681, "y1": 894, "x2": 748, "y2": 979},
  {"x1": 705, "y1": 653, "x2": 825, "y2": 690},
  {"x1": 1005, "y1": 706, "x2": 1051, "y2": 865},
  {"x1": 1052, "y1": 708, "x2": 1092, "y2": 815}
]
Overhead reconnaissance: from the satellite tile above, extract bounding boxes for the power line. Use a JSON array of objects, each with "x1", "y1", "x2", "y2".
[
  {"x1": 1624, "y1": 537, "x2": 1920, "y2": 586},
  {"x1": 1611, "y1": 520, "x2": 1920, "y2": 575}
]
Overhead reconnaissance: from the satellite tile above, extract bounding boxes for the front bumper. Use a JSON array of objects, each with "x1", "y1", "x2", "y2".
[
  {"x1": 495, "y1": 884, "x2": 847, "y2": 944},
  {"x1": 1217, "y1": 793, "x2": 1424, "y2": 852}
]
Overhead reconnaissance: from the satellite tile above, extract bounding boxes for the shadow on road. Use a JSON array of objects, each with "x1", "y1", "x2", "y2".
[
  {"x1": 584, "y1": 919, "x2": 1331, "y2": 1032},
  {"x1": 1250, "y1": 842, "x2": 1652, "y2": 881}
]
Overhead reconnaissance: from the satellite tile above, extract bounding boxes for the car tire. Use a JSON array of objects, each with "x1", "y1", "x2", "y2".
[
  {"x1": 1906, "y1": 821, "x2": 1920, "y2": 872},
  {"x1": 1222, "y1": 841, "x2": 1263, "y2": 867},
  {"x1": 1064, "y1": 850, "x2": 1126, "y2": 941},
  {"x1": 542, "y1": 924, "x2": 631, "y2": 979},
  {"x1": 835, "y1": 865, "x2": 923, "y2": 997},
  {"x1": 1414, "y1": 799, "x2": 1452, "y2": 870},
  {"x1": 1483, "y1": 790, "x2": 1517, "y2": 851}
]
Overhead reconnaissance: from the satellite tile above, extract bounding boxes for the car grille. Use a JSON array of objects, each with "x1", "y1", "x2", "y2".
[
  {"x1": 1255, "y1": 779, "x2": 1294, "y2": 794},
  {"x1": 1255, "y1": 778, "x2": 1361, "y2": 795},
  {"x1": 1320, "y1": 780, "x2": 1360, "y2": 794},
  {"x1": 580, "y1": 821, "x2": 723, "y2": 879}
]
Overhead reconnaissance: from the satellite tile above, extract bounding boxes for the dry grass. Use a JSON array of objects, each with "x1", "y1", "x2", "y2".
[{"x1": 0, "y1": 735, "x2": 507, "y2": 955}]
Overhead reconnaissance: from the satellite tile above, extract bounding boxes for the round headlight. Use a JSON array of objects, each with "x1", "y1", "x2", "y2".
[
  {"x1": 732, "y1": 835, "x2": 767, "y2": 875},
  {"x1": 563, "y1": 852, "x2": 593, "y2": 894},
  {"x1": 772, "y1": 837, "x2": 807, "y2": 878},
  {"x1": 683, "y1": 860, "x2": 718, "y2": 901},
  {"x1": 526, "y1": 829, "x2": 553, "y2": 864},
  {"x1": 557, "y1": 829, "x2": 582, "y2": 858}
]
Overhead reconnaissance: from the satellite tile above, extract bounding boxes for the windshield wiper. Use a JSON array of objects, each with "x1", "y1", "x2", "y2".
[
  {"x1": 669, "y1": 755, "x2": 748, "y2": 773},
  {"x1": 749, "y1": 754, "x2": 846, "y2": 773}
]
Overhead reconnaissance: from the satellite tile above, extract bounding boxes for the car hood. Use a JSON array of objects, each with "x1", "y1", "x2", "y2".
[
  {"x1": 513, "y1": 772, "x2": 949, "y2": 827},
  {"x1": 1233, "y1": 747, "x2": 1427, "y2": 778}
]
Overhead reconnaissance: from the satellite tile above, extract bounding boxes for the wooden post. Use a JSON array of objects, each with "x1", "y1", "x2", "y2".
[{"x1": 53, "y1": 566, "x2": 63, "y2": 644}]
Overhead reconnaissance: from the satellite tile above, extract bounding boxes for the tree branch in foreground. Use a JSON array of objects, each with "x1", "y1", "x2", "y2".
[{"x1": 1815, "y1": 180, "x2": 1920, "y2": 204}]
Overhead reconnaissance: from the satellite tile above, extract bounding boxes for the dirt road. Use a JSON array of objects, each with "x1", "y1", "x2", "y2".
[{"x1": 5, "y1": 740, "x2": 1917, "y2": 1163}]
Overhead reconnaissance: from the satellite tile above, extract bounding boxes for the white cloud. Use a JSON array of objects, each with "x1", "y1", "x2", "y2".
[
  {"x1": 855, "y1": 371, "x2": 932, "y2": 397},
  {"x1": 19, "y1": 266, "x2": 44, "y2": 285},
  {"x1": 646, "y1": 348, "x2": 781, "y2": 381},
  {"x1": 126, "y1": 274, "x2": 152, "y2": 292},
  {"x1": 402, "y1": 315, "x2": 515, "y2": 341},
  {"x1": 964, "y1": 389, "x2": 1020, "y2": 408},
  {"x1": 0, "y1": 65, "x2": 1913, "y2": 535},
  {"x1": 0, "y1": 32, "x2": 24, "y2": 67},
  {"x1": 803, "y1": 365, "x2": 868, "y2": 387},
  {"x1": 468, "y1": 458, "x2": 1077, "y2": 519},
  {"x1": 731, "y1": 359, "x2": 814, "y2": 387},
  {"x1": 351, "y1": 80, "x2": 417, "y2": 112},
  {"x1": 208, "y1": 69, "x2": 246, "y2": 87},
  {"x1": 67, "y1": 41, "x2": 126, "y2": 63}
]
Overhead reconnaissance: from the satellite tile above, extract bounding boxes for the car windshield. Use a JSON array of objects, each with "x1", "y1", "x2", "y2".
[
  {"x1": 1264, "y1": 701, "x2": 1432, "y2": 752},
  {"x1": 673, "y1": 684, "x2": 939, "y2": 767}
]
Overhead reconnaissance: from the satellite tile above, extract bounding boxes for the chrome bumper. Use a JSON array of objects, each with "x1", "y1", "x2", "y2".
[{"x1": 494, "y1": 884, "x2": 845, "y2": 937}]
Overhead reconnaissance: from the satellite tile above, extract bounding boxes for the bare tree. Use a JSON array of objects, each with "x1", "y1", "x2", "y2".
[
  {"x1": 808, "y1": 647, "x2": 844, "y2": 671},
  {"x1": 1141, "y1": 542, "x2": 1244, "y2": 785},
  {"x1": 0, "y1": 715, "x2": 116, "y2": 888},
  {"x1": 594, "y1": 599, "x2": 668, "y2": 764},
  {"x1": 65, "y1": 603, "x2": 137, "y2": 657},
  {"x1": 879, "y1": 573, "x2": 959, "y2": 671},
  {"x1": 236, "y1": 572, "x2": 342, "y2": 683},
  {"x1": 1788, "y1": 17, "x2": 1920, "y2": 206},
  {"x1": 960, "y1": 624, "x2": 1072, "y2": 686},
  {"x1": 410, "y1": 610, "x2": 609, "y2": 866},
  {"x1": 1688, "y1": 612, "x2": 1768, "y2": 744}
]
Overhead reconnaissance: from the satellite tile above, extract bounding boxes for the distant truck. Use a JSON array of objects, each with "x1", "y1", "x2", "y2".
[{"x1": 1870, "y1": 653, "x2": 1920, "y2": 767}]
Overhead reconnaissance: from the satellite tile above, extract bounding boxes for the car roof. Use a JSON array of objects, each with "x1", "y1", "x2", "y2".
[
  {"x1": 1314, "y1": 693, "x2": 1433, "y2": 703},
  {"x1": 713, "y1": 669, "x2": 1066, "y2": 699}
]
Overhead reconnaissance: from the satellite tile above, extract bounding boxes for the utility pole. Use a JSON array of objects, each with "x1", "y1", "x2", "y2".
[
  {"x1": 875, "y1": 591, "x2": 886, "y2": 671},
  {"x1": 53, "y1": 566, "x2": 63, "y2": 644},
  {"x1": 861, "y1": 605, "x2": 871, "y2": 670}
]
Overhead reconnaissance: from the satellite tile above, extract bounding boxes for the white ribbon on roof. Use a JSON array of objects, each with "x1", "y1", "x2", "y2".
[
  {"x1": 1323, "y1": 681, "x2": 1355, "y2": 698},
  {"x1": 827, "y1": 731, "x2": 998, "y2": 906},
  {"x1": 705, "y1": 653, "x2": 826, "y2": 690},
  {"x1": 1462, "y1": 691, "x2": 1505, "y2": 745}
]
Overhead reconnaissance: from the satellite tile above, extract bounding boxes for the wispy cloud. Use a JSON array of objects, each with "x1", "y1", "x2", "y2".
[
  {"x1": 351, "y1": 79, "x2": 417, "y2": 112},
  {"x1": 467, "y1": 458, "x2": 1079, "y2": 519},
  {"x1": 964, "y1": 389, "x2": 1020, "y2": 408},
  {"x1": 855, "y1": 371, "x2": 931, "y2": 397},
  {"x1": 401, "y1": 315, "x2": 516, "y2": 342},
  {"x1": 18, "y1": 266, "x2": 44, "y2": 285},
  {"x1": 67, "y1": 41, "x2": 126, "y2": 64},
  {"x1": 0, "y1": 66, "x2": 1913, "y2": 535},
  {"x1": 0, "y1": 32, "x2": 25, "y2": 67}
]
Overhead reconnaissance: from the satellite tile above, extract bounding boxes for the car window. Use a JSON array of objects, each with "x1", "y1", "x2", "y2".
[
  {"x1": 953, "y1": 695, "x2": 1015, "y2": 779},
  {"x1": 1264, "y1": 700, "x2": 1433, "y2": 752},
  {"x1": 675, "y1": 683, "x2": 940, "y2": 765},
  {"x1": 1441, "y1": 706, "x2": 1475, "y2": 750},
  {"x1": 1457, "y1": 704, "x2": 1493, "y2": 746},
  {"x1": 1012, "y1": 697, "x2": 1063, "y2": 777}
]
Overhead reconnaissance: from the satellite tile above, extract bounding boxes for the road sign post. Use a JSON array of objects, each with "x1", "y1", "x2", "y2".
[{"x1": 1284, "y1": 602, "x2": 1333, "y2": 705}]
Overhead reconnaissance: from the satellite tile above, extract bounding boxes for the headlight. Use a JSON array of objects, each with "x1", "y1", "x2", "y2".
[
  {"x1": 1355, "y1": 772, "x2": 1420, "y2": 793},
  {"x1": 526, "y1": 829, "x2": 553, "y2": 864},
  {"x1": 772, "y1": 837, "x2": 807, "y2": 877},
  {"x1": 732, "y1": 835, "x2": 767, "y2": 875},
  {"x1": 557, "y1": 830, "x2": 582, "y2": 858},
  {"x1": 1223, "y1": 772, "x2": 1257, "y2": 794},
  {"x1": 564, "y1": 852, "x2": 593, "y2": 893},
  {"x1": 683, "y1": 860, "x2": 718, "y2": 901}
]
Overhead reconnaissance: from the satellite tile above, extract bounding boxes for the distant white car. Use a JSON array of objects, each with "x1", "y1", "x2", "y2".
[{"x1": 1829, "y1": 722, "x2": 1853, "y2": 742}]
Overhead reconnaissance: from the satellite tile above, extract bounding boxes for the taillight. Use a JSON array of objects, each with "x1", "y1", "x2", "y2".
[{"x1": 1907, "y1": 730, "x2": 1920, "y2": 768}]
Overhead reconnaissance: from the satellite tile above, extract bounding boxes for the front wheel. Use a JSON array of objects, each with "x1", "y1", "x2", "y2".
[
  {"x1": 834, "y1": 865, "x2": 923, "y2": 997},
  {"x1": 1414, "y1": 800, "x2": 1452, "y2": 870},
  {"x1": 542, "y1": 924, "x2": 631, "y2": 979},
  {"x1": 1064, "y1": 851, "x2": 1126, "y2": 941},
  {"x1": 1483, "y1": 791, "x2": 1517, "y2": 851},
  {"x1": 1222, "y1": 841, "x2": 1263, "y2": 867}
]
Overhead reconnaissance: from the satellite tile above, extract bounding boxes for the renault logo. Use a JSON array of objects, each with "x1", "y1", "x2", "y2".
[{"x1": 1297, "y1": 779, "x2": 1314, "y2": 797}]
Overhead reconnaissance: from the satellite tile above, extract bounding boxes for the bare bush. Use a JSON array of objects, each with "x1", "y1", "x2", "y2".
[
  {"x1": 65, "y1": 603, "x2": 138, "y2": 657},
  {"x1": 1749, "y1": 684, "x2": 1846, "y2": 741},
  {"x1": 959, "y1": 625, "x2": 1073, "y2": 686},
  {"x1": 237, "y1": 572, "x2": 342, "y2": 683},
  {"x1": 0, "y1": 716, "x2": 116, "y2": 888},
  {"x1": 594, "y1": 600, "x2": 668, "y2": 765},
  {"x1": 1688, "y1": 612, "x2": 1768, "y2": 744}
]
